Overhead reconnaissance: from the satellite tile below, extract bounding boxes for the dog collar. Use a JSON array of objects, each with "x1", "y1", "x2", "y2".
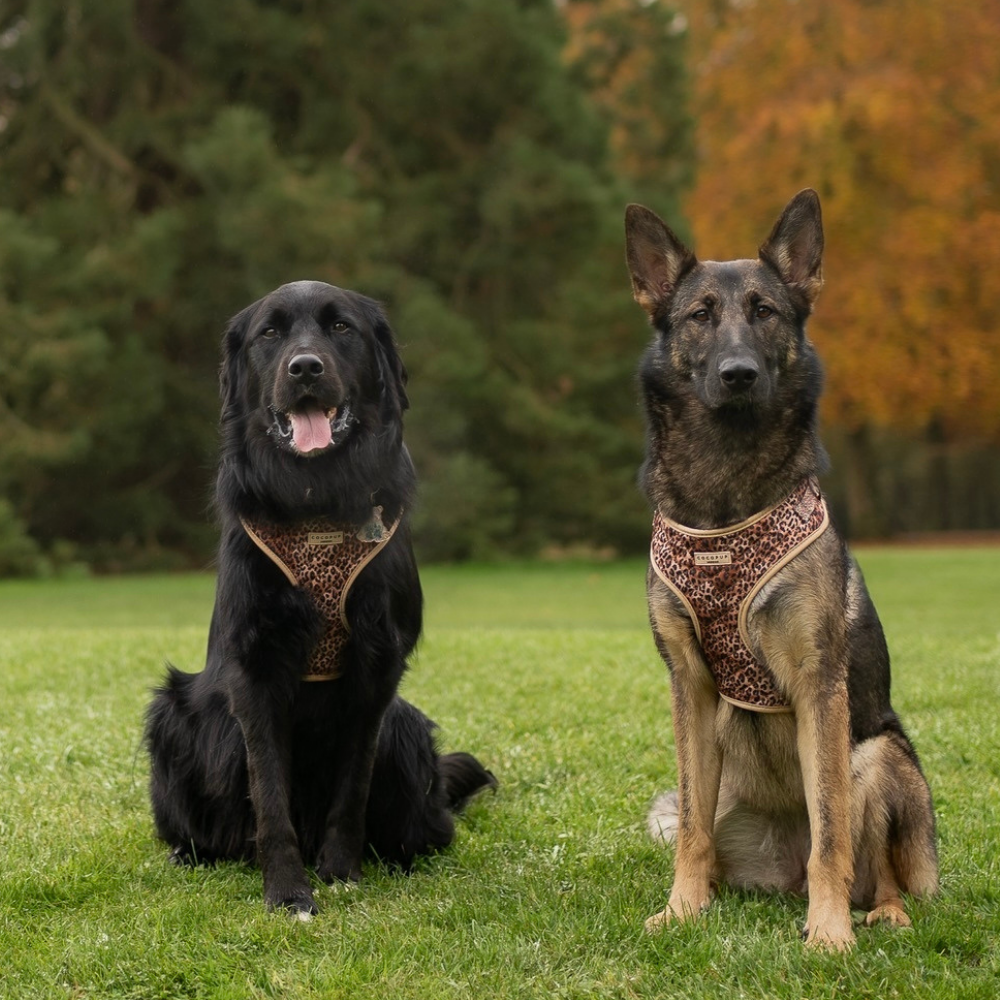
[
  {"x1": 240, "y1": 507, "x2": 399, "y2": 681},
  {"x1": 650, "y1": 477, "x2": 829, "y2": 712}
]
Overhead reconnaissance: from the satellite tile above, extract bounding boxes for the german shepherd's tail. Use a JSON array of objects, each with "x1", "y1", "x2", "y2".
[{"x1": 647, "y1": 790, "x2": 680, "y2": 845}]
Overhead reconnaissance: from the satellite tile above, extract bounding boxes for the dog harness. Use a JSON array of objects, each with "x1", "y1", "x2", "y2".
[
  {"x1": 240, "y1": 507, "x2": 398, "y2": 681},
  {"x1": 650, "y1": 477, "x2": 829, "y2": 713}
]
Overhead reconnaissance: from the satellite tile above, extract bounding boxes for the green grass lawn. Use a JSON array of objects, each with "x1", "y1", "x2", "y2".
[{"x1": 0, "y1": 550, "x2": 998, "y2": 999}]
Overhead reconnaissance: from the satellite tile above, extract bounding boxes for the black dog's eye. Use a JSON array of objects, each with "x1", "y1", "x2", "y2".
[
  {"x1": 261, "y1": 327, "x2": 279, "y2": 339},
  {"x1": 691, "y1": 308, "x2": 710, "y2": 323},
  {"x1": 755, "y1": 304, "x2": 773, "y2": 320},
  {"x1": 331, "y1": 321, "x2": 350, "y2": 334}
]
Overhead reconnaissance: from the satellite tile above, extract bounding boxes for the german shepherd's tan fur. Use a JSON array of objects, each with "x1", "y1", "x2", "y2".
[{"x1": 626, "y1": 190, "x2": 938, "y2": 951}]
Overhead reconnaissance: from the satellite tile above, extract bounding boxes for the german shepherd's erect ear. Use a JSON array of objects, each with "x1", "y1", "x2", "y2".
[
  {"x1": 625, "y1": 190, "x2": 825, "y2": 318},
  {"x1": 624, "y1": 204, "x2": 698, "y2": 319},
  {"x1": 758, "y1": 188, "x2": 825, "y2": 306}
]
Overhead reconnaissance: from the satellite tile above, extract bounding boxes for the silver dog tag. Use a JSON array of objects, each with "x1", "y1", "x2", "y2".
[{"x1": 356, "y1": 506, "x2": 388, "y2": 543}]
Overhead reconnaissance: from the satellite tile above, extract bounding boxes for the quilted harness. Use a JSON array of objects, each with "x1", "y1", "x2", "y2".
[
  {"x1": 650, "y1": 477, "x2": 829, "y2": 713},
  {"x1": 240, "y1": 507, "x2": 398, "y2": 681}
]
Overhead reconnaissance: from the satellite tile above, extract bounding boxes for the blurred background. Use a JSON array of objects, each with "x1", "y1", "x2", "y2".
[{"x1": 0, "y1": 0, "x2": 997, "y2": 575}]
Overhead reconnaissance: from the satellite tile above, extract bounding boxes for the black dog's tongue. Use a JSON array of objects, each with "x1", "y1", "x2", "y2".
[{"x1": 290, "y1": 404, "x2": 333, "y2": 454}]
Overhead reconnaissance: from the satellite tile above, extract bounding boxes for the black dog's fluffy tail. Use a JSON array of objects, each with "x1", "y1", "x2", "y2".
[{"x1": 439, "y1": 752, "x2": 497, "y2": 812}]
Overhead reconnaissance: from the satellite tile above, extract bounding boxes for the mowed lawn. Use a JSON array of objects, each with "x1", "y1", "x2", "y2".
[{"x1": 0, "y1": 550, "x2": 997, "y2": 999}]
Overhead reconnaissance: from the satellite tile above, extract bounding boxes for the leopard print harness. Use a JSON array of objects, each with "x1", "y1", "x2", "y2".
[
  {"x1": 240, "y1": 508, "x2": 399, "y2": 681},
  {"x1": 650, "y1": 477, "x2": 829, "y2": 713}
]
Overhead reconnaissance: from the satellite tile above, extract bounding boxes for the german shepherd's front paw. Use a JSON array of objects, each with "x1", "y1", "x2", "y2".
[
  {"x1": 803, "y1": 919, "x2": 855, "y2": 952},
  {"x1": 644, "y1": 908, "x2": 680, "y2": 933},
  {"x1": 804, "y1": 895, "x2": 856, "y2": 950},
  {"x1": 644, "y1": 887, "x2": 712, "y2": 932}
]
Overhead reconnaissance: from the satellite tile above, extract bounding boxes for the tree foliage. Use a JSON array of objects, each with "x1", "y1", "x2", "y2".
[
  {"x1": 666, "y1": 0, "x2": 1000, "y2": 535},
  {"x1": 677, "y1": 0, "x2": 1000, "y2": 443},
  {"x1": 0, "y1": 0, "x2": 693, "y2": 571}
]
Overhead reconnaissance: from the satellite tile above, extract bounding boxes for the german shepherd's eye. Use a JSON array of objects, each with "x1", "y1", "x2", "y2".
[
  {"x1": 691, "y1": 308, "x2": 710, "y2": 323},
  {"x1": 755, "y1": 304, "x2": 774, "y2": 320}
]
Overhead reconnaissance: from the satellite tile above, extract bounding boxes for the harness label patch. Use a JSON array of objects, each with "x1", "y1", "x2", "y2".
[
  {"x1": 308, "y1": 531, "x2": 345, "y2": 546},
  {"x1": 695, "y1": 550, "x2": 732, "y2": 566}
]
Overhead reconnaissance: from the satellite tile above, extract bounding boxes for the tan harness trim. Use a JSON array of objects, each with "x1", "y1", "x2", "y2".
[
  {"x1": 241, "y1": 508, "x2": 399, "y2": 681},
  {"x1": 650, "y1": 478, "x2": 830, "y2": 713}
]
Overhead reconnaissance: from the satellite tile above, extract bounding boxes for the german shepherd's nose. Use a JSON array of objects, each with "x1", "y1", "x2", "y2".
[
  {"x1": 287, "y1": 353, "x2": 325, "y2": 384},
  {"x1": 719, "y1": 358, "x2": 759, "y2": 392}
]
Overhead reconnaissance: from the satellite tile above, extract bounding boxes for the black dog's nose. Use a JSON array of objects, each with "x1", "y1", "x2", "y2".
[
  {"x1": 719, "y1": 360, "x2": 759, "y2": 391},
  {"x1": 287, "y1": 354, "x2": 324, "y2": 383}
]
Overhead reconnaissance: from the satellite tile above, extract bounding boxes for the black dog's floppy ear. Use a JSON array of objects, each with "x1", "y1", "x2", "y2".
[
  {"x1": 360, "y1": 296, "x2": 409, "y2": 416},
  {"x1": 759, "y1": 189, "x2": 824, "y2": 306},
  {"x1": 219, "y1": 299, "x2": 259, "y2": 423},
  {"x1": 625, "y1": 204, "x2": 698, "y2": 319}
]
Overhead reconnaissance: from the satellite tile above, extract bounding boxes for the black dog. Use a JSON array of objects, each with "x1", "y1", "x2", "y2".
[{"x1": 145, "y1": 281, "x2": 495, "y2": 917}]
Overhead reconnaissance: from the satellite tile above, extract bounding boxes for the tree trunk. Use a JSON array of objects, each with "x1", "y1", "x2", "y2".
[{"x1": 842, "y1": 425, "x2": 885, "y2": 539}]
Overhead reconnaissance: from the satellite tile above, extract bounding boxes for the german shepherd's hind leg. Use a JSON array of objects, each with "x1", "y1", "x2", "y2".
[{"x1": 850, "y1": 733, "x2": 939, "y2": 928}]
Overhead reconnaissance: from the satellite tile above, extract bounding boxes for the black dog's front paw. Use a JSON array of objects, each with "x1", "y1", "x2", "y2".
[
  {"x1": 264, "y1": 882, "x2": 318, "y2": 920},
  {"x1": 168, "y1": 844, "x2": 199, "y2": 867},
  {"x1": 316, "y1": 840, "x2": 363, "y2": 884}
]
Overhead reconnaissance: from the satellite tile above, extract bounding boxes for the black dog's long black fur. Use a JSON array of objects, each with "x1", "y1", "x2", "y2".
[{"x1": 145, "y1": 281, "x2": 495, "y2": 916}]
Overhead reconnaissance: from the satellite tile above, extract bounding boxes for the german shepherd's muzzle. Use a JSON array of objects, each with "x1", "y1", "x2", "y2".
[
  {"x1": 626, "y1": 191, "x2": 938, "y2": 951},
  {"x1": 686, "y1": 270, "x2": 776, "y2": 411}
]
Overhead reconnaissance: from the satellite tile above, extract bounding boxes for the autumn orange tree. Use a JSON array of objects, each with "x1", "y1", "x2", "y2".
[
  {"x1": 562, "y1": 0, "x2": 692, "y2": 206},
  {"x1": 653, "y1": 0, "x2": 998, "y2": 531}
]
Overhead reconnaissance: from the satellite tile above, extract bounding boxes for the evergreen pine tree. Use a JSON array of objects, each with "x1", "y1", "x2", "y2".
[{"x1": 0, "y1": 0, "x2": 692, "y2": 569}]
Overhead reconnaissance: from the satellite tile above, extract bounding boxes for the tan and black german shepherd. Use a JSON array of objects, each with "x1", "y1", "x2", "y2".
[{"x1": 625, "y1": 190, "x2": 938, "y2": 950}]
